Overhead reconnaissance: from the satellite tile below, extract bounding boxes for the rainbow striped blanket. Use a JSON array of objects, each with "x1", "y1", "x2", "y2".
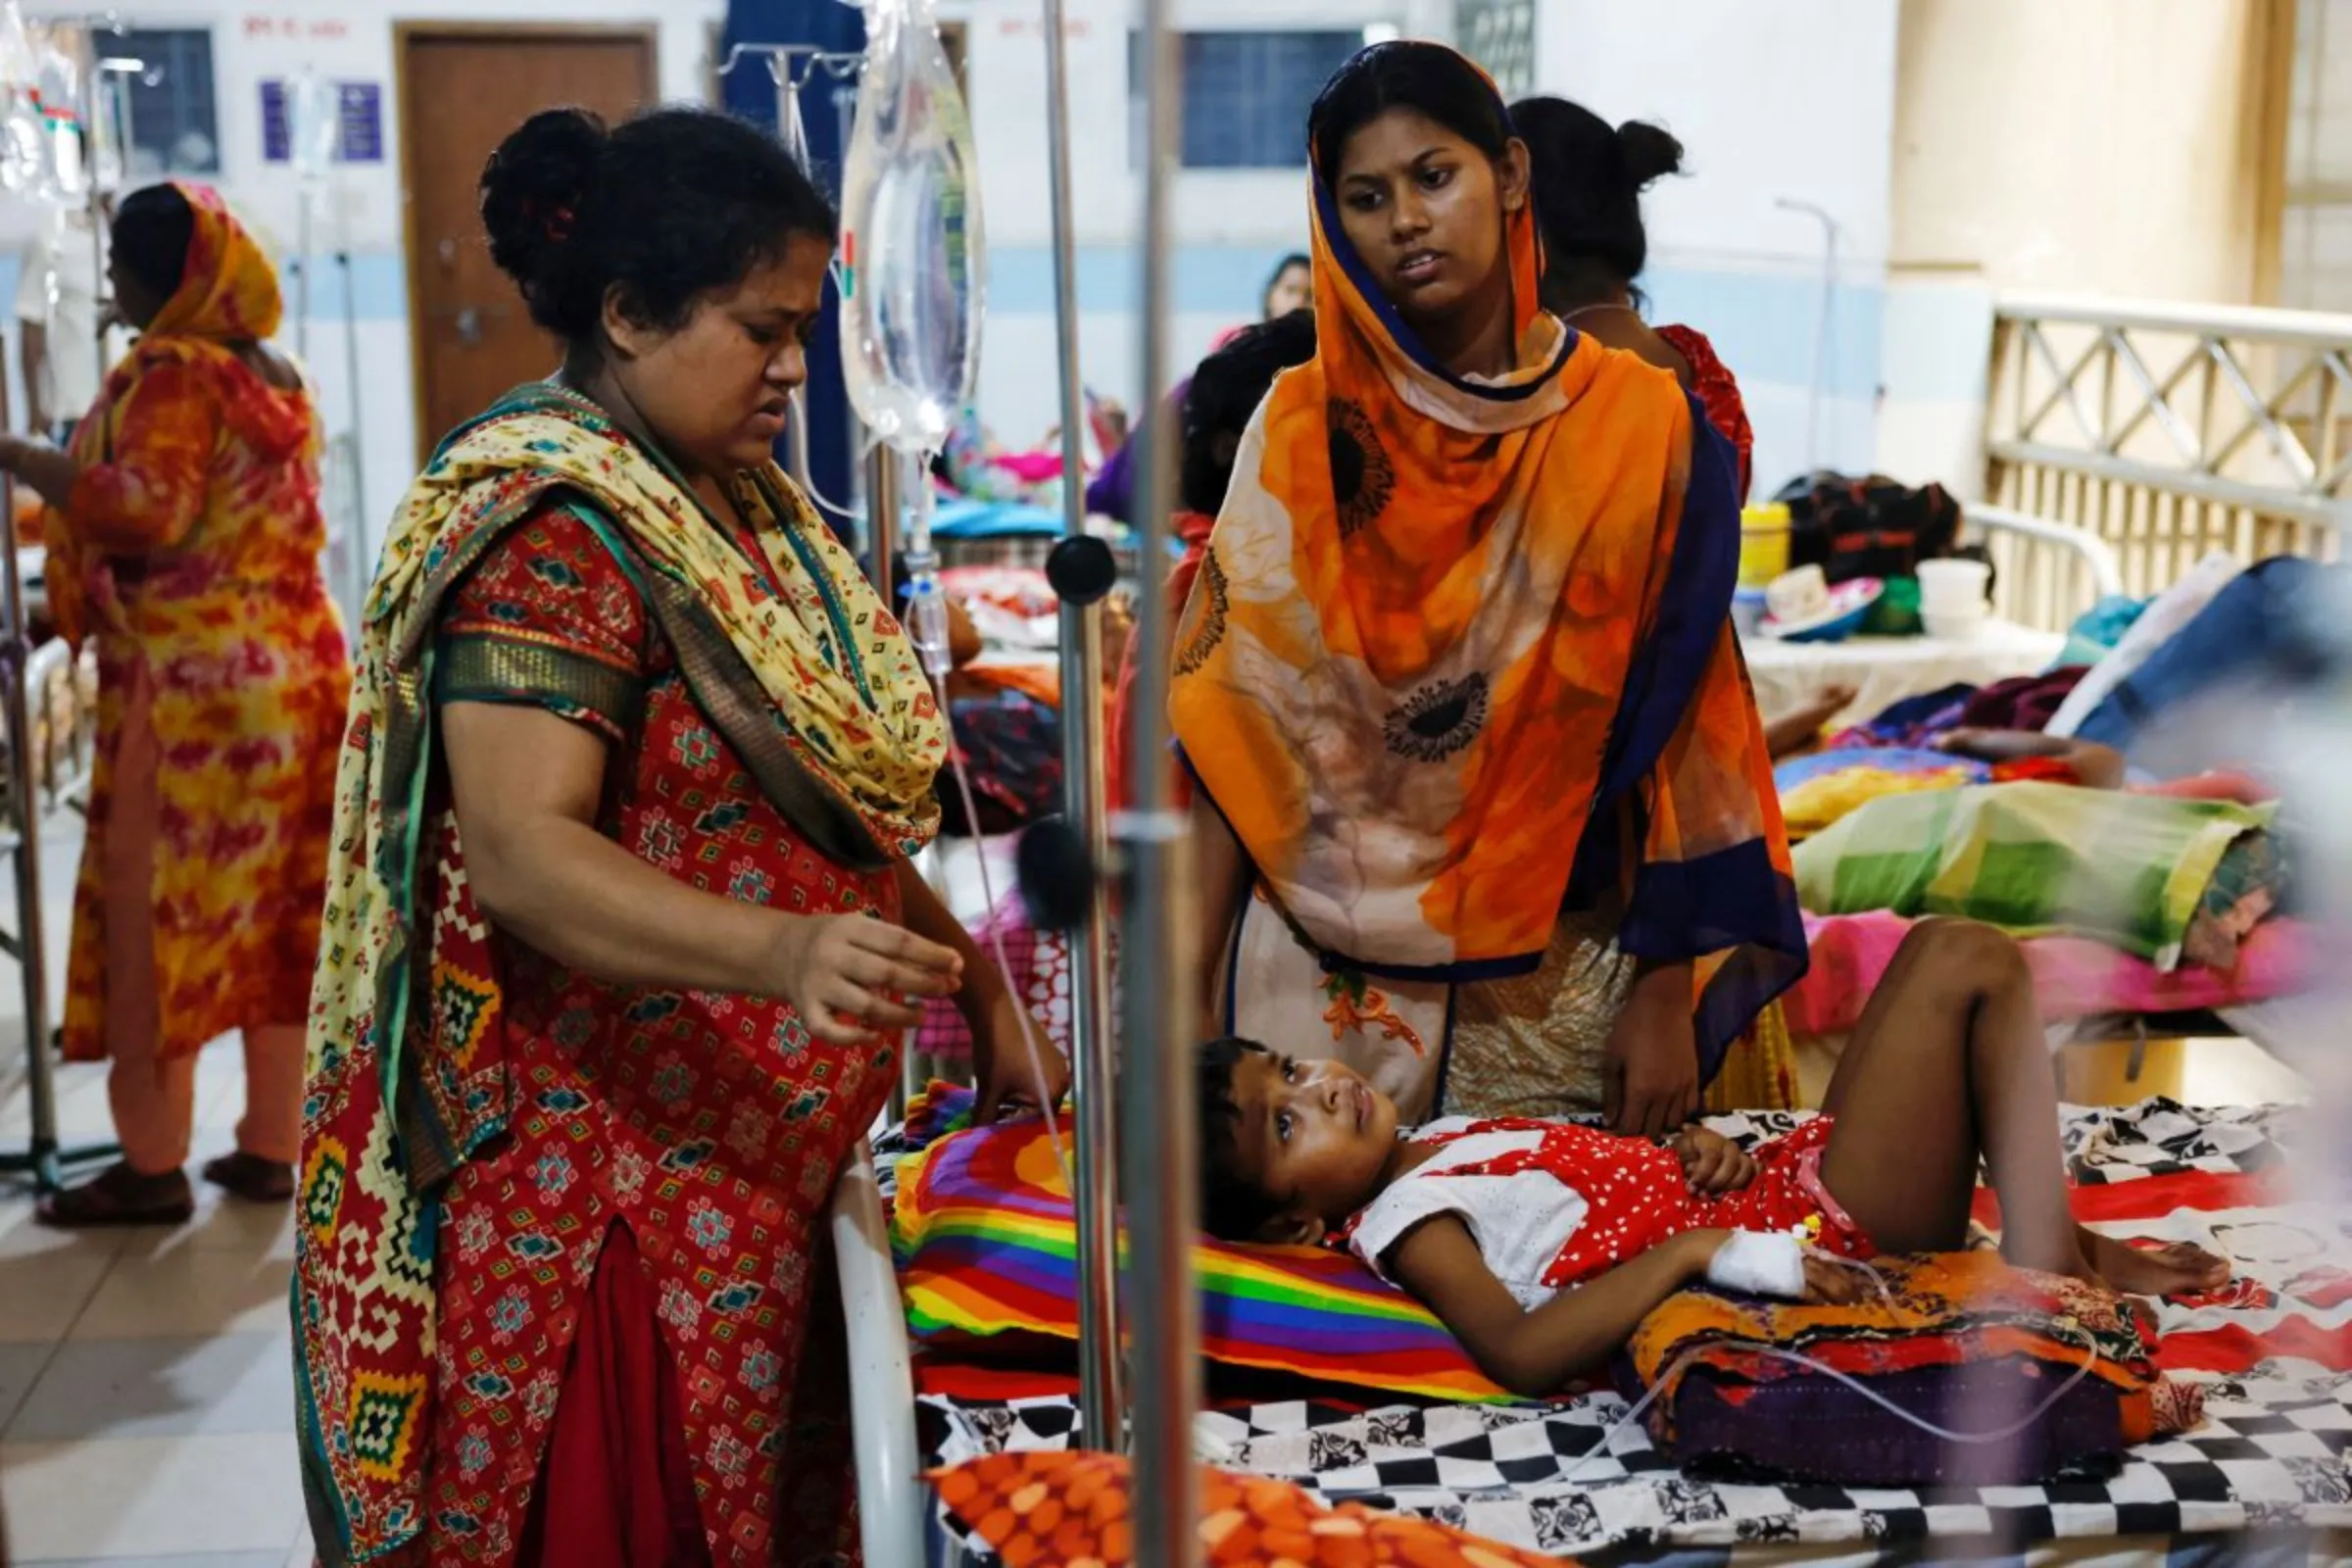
[{"x1": 890, "y1": 1085, "x2": 1513, "y2": 1403}]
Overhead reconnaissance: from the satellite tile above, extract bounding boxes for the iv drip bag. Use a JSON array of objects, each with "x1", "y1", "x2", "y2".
[
  {"x1": 0, "y1": 2, "x2": 46, "y2": 198},
  {"x1": 287, "y1": 74, "x2": 339, "y2": 184},
  {"x1": 836, "y1": 0, "x2": 985, "y2": 457}
]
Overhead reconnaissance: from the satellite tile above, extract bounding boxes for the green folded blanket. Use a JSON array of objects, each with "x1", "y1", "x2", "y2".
[{"x1": 1791, "y1": 782, "x2": 2275, "y2": 969}]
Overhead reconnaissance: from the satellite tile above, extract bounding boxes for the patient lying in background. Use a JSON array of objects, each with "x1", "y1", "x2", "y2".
[
  {"x1": 1195, "y1": 920, "x2": 2228, "y2": 1397},
  {"x1": 1766, "y1": 680, "x2": 2130, "y2": 787}
]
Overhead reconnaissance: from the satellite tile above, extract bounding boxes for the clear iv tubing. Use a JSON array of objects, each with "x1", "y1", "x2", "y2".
[
  {"x1": 902, "y1": 471, "x2": 1075, "y2": 1187},
  {"x1": 805, "y1": 473, "x2": 861, "y2": 525},
  {"x1": 1553, "y1": 1334, "x2": 2105, "y2": 1491},
  {"x1": 794, "y1": 260, "x2": 867, "y2": 526},
  {"x1": 1552, "y1": 1251, "x2": 2102, "y2": 1489},
  {"x1": 1196, "y1": 1251, "x2": 2105, "y2": 1488}
]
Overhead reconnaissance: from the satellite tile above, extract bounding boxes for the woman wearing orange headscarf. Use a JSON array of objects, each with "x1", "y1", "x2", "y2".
[
  {"x1": 1171, "y1": 43, "x2": 1805, "y2": 1133},
  {"x1": 0, "y1": 182, "x2": 351, "y2": 1225}
]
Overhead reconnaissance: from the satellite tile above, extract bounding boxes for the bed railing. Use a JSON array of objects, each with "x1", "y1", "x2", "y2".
[
  {"x1": 829, "y1": 1139, "x2": 929, "y2": 1566},
  {"x1": 1984, "y1": 294, "x2": 2352, "y2": 615},
  {"x1": 1966, "y1": 504, "x2": 2124, "y2": 634}
]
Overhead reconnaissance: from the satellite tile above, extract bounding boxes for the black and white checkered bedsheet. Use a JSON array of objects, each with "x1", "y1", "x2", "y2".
[
  {"x1": 913, "y1": 1100, "x2": 2352, "y2": 1560},
  {"x1": 922, "y1": 1365, "x2": 2352, "y2": 1558}
]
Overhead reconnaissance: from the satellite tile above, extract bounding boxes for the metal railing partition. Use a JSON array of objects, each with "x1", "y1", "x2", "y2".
[{"x1": 1985, "y1": 294, "x2": 2352, "y2": 611}]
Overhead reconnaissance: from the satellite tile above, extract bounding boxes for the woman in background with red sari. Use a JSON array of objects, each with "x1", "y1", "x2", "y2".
[
  {"x1": 0, "y1": 182, "x2": 350, "y2": 1226},
  {"x1": 1512, "y1": 96, "x2": 1755, "y2": 501}
]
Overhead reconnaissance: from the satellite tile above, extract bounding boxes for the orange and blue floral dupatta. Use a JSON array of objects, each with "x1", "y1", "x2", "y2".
[{"x1": 1168, "y1": 49, "x2": 1804, "y2": 1078}]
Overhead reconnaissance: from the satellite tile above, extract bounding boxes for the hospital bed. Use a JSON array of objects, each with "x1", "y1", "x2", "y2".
[
  {"x1": 828, "y1": 1100, "x2": 2352, "y2": 1566},
  {"x1": 815, "y1": 0, "x2": 2347, "y2": 1554},
  {"x1": 1745, "y1": 506, "x2": 2122, "y2": 731}
]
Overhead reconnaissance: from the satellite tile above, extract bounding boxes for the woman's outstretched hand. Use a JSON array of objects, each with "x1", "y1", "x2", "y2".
[
  {"x1": 0, "y1": 434, "x2": 80, "y2": 510},
  {"x1": 1604, "y1": 963, "x2": 1699, "y2": 1137},
  {"x1": 768, "y1": 913, "x2": 962, "y2": 1047},
  {"x1": 973, "y1": 988, "x2": 1071, "y2": 1124}
]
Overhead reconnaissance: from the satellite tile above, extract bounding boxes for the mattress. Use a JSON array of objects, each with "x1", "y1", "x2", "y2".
[{"x1": 911, "y1": 1100, "x2": 2352, "y2": 1563}]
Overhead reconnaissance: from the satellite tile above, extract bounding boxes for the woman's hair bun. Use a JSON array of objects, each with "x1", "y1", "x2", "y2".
[
  {"x1": 480, "y1": 108, "x2": 610, "y2": 302},
  {"x1": 1614, "y1": 120, "x2": 1685, "y2": 188}
]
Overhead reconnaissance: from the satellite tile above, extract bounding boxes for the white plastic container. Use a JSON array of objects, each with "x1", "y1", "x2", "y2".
[
  {"x1": 1923, "y1": 606, "x2": 1989, "y2": 641},
  {"x1": 1917, "y1": 557, "x2": 1991, "y2": 612}
]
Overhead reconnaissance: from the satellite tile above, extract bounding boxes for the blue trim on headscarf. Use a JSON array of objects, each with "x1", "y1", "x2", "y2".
[
  {"x1": 1695, "y1": 927, "x2": 1809, "y2": 1078},
  {"x1": 1318, "y1": 947, "x2": 1546, "y2": 986},
  {"x1": 1619, "y1": 839, "x2": 1811, "y2": 1075},
  {"x1": 1558, "y1": 399, "x2": 1808, "y2": 1061},
  {"x1": 1308, "y1": 163, "x2": 1572, "y2": 403},
  {"x1": 1565, "y1": 398, "x2": 1742, "y2": 909}
]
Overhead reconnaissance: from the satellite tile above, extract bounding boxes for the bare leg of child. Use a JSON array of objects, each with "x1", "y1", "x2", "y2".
[{"x1": 1814, "y1": 920, "x2": 2227, "y2": 1296}]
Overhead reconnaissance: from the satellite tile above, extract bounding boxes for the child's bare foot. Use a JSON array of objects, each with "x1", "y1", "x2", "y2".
[{"x1": 2082, "y1": 1230, "x2": 2231, "y2": 1298}]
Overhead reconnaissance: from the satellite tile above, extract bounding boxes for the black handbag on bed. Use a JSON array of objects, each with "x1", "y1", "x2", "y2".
[{"x1": 1774, "y1": 471, "x2": 1963, "y2": 584}]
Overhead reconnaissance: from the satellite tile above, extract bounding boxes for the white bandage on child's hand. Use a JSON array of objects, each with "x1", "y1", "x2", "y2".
[{"x1": 1704, "y1": 1229, "x2": 1808, "y2": 1298}]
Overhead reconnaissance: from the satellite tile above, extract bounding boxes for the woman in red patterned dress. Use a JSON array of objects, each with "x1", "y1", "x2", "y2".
[
  {"x1": 294, "y1": 108, "x2": 1064, "y2": 1568},
  {"x1": 1511, "y1": 96, "x2": 1756, "y2": 501}
]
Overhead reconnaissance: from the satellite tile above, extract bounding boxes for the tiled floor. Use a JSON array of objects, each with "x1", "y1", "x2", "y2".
[
  {"x1": 0, "y1": 823, "x2": 313, "y2": 1568},
  {"x1": 0, "y1": 1072, "x2": 315, "y2": 1568}
]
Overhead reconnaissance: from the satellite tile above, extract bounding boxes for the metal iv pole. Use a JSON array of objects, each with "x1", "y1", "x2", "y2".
[
  {"x1": 1032, "y1": 0, "x2": 1126, "y2": 1452},
  {"x1": 0, "y1": 20, "x2": 125, "y2": 1196},
  {"x1": 719, "y1": 42, "x2": 863, "y2": 498},
  {"x1": 1121, "y1": 0, "x2": 1201, "y2": 1557},
  {"x1": 1021, "y1": 0, "x2": 1200, "y2": 1550}
]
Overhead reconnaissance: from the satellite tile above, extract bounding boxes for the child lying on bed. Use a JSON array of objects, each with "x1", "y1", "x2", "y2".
[{"x1": 1195, "y1": 919, "x2": 2230, "y2": 1397}]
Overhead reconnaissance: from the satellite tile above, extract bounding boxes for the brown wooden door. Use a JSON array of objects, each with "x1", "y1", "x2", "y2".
[{"x1": 400, "y1": 29, "x2": 656, "y2": 459}]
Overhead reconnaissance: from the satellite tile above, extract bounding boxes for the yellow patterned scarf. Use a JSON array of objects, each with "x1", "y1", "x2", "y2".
[{"x1": 295, "y1": 383, "x2": 944, "y2": 1563}]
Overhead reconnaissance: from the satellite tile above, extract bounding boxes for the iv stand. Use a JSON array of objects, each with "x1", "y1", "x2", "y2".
[
  {"x1": 0, "y1": 26, "x2": 131, "y2": 1194},
  {"x1": 1017, "y1": 0, "x2": 1201, "y2": 1542},
  {"x1": 719, "y1": 42, "x2": 863, "y2": 497},
  {"x1": 1036, "y1": 0, "x2": 1124, "y2": 1451},
  {"x1": 1776, "y1": 197, "x2": 1841, "y2": 481},
  {"x1": 0, "y1": 345, "x2": 115, "y2": 1195},
  {"x1": 1124, "y1": 0, "x2": 1201, "y2": 1558}
]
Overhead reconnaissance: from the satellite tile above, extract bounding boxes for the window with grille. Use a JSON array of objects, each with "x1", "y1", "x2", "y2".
[
  {"x1": 115, "y1": 28, "x2": 220, "y2": 177},
  {"x1": 1128, "y1": 28, "x2": 1367, "y2": 170}
]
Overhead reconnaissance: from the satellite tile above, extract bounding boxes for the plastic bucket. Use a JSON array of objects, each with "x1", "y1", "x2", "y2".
[{"x1": 1739, "y1": 504, "x2": 1791, "y2": 588}]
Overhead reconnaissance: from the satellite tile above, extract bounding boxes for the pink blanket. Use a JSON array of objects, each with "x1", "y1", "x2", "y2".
[{"x1": 1786, "y1": 910, "x2": 2309, "y2": 1037}]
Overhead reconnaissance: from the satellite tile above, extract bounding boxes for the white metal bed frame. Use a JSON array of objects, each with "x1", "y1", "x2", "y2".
[
  {"x1": 829, "y1": 1140, "x2": 931, "y2": 1566},
  {"x1": 1966, "y1": 501, "x2": 2126, "y2": 616}
]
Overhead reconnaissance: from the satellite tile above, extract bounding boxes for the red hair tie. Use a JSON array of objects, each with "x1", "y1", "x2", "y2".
[{"x1": 519, "y1": 197, "x2": 576, "y2": 243}]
